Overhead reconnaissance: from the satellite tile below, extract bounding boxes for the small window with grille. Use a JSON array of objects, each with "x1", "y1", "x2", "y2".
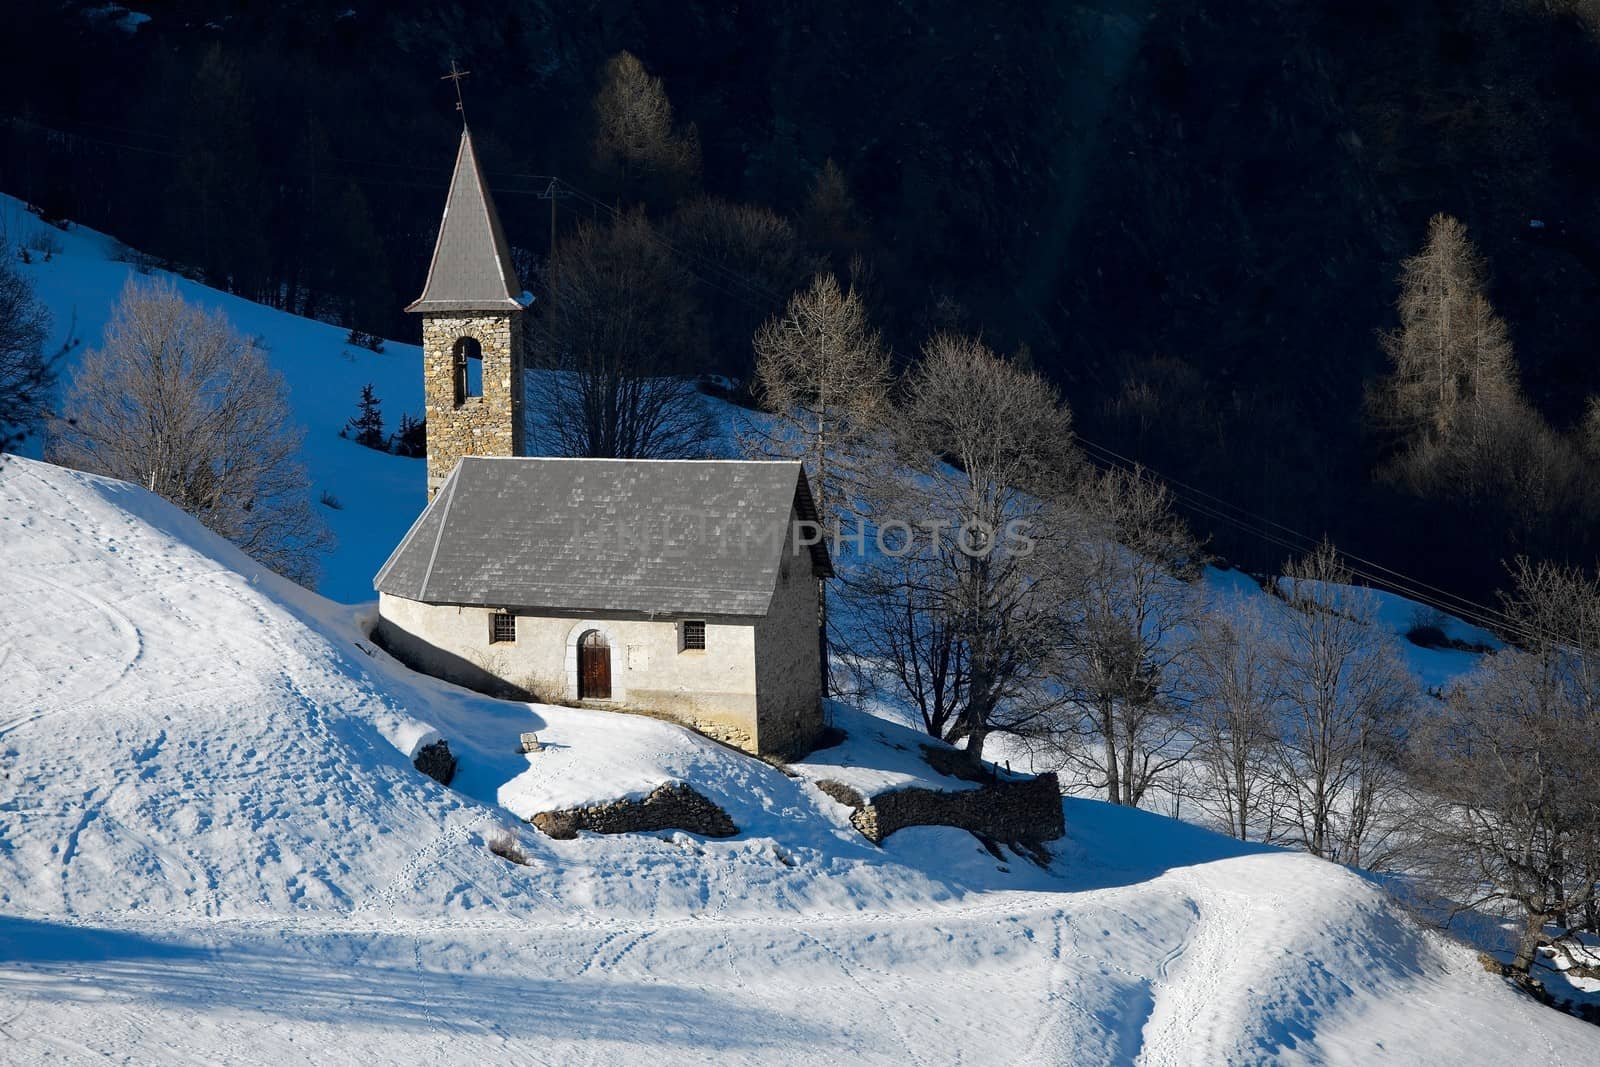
[
  {"x1": 681, "y1": 620, "x2": 706, "y2": 652},
  {"x1": 490, "y1": 611, "x2": 517, "y2": 644}
]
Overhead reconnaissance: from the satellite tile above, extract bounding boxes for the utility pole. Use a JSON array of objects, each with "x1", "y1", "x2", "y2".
[{"x1": 536, "y1": 179, "x2": 574, "y2": 291}]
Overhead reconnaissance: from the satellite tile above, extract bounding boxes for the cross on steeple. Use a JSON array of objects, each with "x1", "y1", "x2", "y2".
[{"x1": 441, "y1": 60, "x2": 470, "y2": 121}]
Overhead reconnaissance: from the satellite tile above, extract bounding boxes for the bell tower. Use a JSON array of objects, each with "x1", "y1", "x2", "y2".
[{"x1": 407, "y1": 126, "x2": 525, "y2": 498}]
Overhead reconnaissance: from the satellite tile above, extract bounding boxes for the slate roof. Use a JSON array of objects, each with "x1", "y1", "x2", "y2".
[
  {"x1": 405, "y1": 127, "x2": 524, "y2": 314},
  {"x1": 374, "y1": 457, "x2": 833, "y2": 617}
]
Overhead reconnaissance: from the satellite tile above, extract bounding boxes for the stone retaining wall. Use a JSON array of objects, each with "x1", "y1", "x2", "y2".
[
  {"x1": 817, "y1": 772, "x2": 1064, "y2": 846},
  {"x1": 531, "y1": 782, "x2": 739, "y2": 840},
  {"x1": 413, "y1": 739, "x2": 457, "y2": 786}
]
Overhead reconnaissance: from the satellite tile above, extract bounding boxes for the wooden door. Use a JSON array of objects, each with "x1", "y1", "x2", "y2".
[{"x1": 578, "y1": 632, "x2": 611, "y2": 699}]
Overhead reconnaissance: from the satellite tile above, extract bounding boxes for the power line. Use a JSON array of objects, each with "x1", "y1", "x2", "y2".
[
  {"x1": 1078, "y1": 445, "x2": 1522, "y2": 639},
  {"x1": 2, "y1": 111, "x2": 559, "y2": 182},
  {"x1": 1073, "y1": 432, "x2": 1503, "y2": 624},
  {"x1": 4, "y1": 113, "x2": 795, "y2": 313},
  {"x1": 1069, "y1": 434, "x2": 1559, "y2": 647},
  {"x1": 8, "y1": 114, "x2": 1557, "y2": 643}
]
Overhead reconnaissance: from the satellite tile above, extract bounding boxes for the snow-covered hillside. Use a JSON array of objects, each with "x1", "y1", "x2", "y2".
[
  {"x1": 2, "y1": 457, "x2": 1596, "y2": 1063},
  {"x1": 3, "y1": 196, "x2": 1494, "y2": 693},
  {"x1": 4, "y1": 195, "x2": 429, "y2": 603},
  {"x1": 4, "y1": 196, "x2": 749, "y2": 605}
]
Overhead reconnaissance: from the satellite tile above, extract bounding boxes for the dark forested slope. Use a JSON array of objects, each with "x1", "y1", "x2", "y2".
[{"x1": 5, "y1": 0, "x2": 1599, "y2": 598}]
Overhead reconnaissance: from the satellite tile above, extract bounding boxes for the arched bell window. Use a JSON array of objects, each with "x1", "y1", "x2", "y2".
[{"x1": 452, "y1": 336, "x2": 483, "y2": 405}]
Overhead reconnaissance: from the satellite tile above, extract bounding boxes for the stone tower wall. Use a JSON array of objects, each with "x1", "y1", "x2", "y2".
[{"x1": 421, "y1": 312, "x2": 523, "y2": 497}]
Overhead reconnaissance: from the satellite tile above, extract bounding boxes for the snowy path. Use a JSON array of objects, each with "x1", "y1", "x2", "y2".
[
  {"x1": 2, "y1": 458, "x2": 1598, "y2": 1064},
  {"x1": 4, "y1": 879, "x2": 1591, "y2": 1066}
]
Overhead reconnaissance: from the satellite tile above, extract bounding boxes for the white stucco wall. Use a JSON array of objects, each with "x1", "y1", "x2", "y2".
[{"x1": 377, "y1": 593, "x2": 765, "y2": 751}]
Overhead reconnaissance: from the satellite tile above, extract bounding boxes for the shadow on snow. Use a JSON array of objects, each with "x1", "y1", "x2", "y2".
[{"x1": 0, "y1": 915, "x2": 828, "y2": 1047}]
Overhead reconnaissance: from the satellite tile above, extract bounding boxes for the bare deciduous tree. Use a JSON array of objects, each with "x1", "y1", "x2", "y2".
[
  {"x1": 1186, "y1": 593, "x2": 1284, "y2": 840},
  {"x1": 529, "y1": 212, "x2": 714, "y2": 460},
  {"x1": 1408, "y1": 560, "x2": 1600, "y2": 979},
  {"x1": 1048, "y1": 466, "x2": 1202, "y2": 807},
  {"x1": 1273, "y1": 541, "x2": 1416, "y2": 862},
  {"x1": 46, "y1": 279, "x2": 330, "y2": 586},
  {"x1": 663, "y1": 197, "x2": 810, "y2": 382},
  {"x1": 1492, "y1": 557, "x2": 1600, "y2": 935},
  {"x1": 847, "y1": 542, "x2": 968, "y2": 742},
  {"x1": 745, "y1": 271, "x2": 892, "y2": 690},
  {"x1": 1580, "y1": 395, "x2": 1600, "y2": 461},
  {"x1": 0, "y1": 253, "x2": 55, "y2": 454},
  {"x1": 882, "y1": 333, "x2": 1076, "y2": 767}
]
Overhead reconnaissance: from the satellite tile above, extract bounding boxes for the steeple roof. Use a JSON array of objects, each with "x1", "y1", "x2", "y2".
[{"x1": 406, "y1": 127, "x2": 523, "y2": 314}]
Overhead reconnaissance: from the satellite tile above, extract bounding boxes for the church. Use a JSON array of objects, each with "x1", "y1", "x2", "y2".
[{"x1": 372, "y1": 128, "x2": 830, "y2": 759}]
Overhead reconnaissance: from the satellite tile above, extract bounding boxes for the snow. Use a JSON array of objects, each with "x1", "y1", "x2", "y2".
[
  {"x1": 4, "y1": 195, "x2": 1492, "y2": 697},
  {"x1": 792, "y1": 704, "x2": 996, "y2": 797},
  {"x1": 3, "y1": 197, "x2": 752, "y2": 603},
  {"x1": 3, "y1": 191, "x2": 1588, "y2": 1061},
  {"x1": 4, "y1": 195, "x2": 426, "y2": 603},
  {"x1": 80, "y1": 5, "x2": 150, "y2": 33},
  {"x1": 2, "y1": 457, "x2": 1597, "y2": 1063},
  {"x1": 1188, "y1": 564, "x2": 1497, "y2": 703},
  {"x1": 1269, "y1": 570, "x2": 1499, "y2": 692}
]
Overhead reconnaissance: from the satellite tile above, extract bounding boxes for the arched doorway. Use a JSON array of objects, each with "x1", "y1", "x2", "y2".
[{"x1": 577, "y1": 629, "x2": 611, "y2": 699}]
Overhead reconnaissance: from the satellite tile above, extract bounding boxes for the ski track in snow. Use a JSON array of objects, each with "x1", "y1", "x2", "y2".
[
  {"x1": 0, "y1": 570, "x2": 144, "y2": 738},
  {"x1": 1138, "y1": 873, "x2": 1247, "y2": 1066}
]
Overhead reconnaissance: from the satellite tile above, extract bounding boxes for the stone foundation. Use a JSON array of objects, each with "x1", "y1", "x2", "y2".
[
  {"x1": 817, "y1": 772, "x2": 1064, "y2": 846},
  {"x1": 531, "y1": 782, "x2": 739, "y2": 840}
]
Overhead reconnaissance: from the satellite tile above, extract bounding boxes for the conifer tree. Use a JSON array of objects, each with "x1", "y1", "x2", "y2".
[
  {"x1": 746, "y1": 271, "x2": 892, "y2": 694},
  {"x1": 802, "y1": 159, "x2": 864, "y2": 267},
  {"x1": 747, "y1": 272, "x2": 892, "y2": 529},
  {"x1": 167, "y1": 45, "x2": 268, "y2": 297},
  {"x1": 346, "y1": 383, "x2": 386, "y2": 452},
  {"x1": 1368, "y1": 214, "x2": 1526, "y2": 495},
  {"x1": 592, "y1": 51, "x2": 700, "y2": 206},
  {"x1": 327, "y1": 182, "x2": 390, "y2": 332},
  {"x1": 392, "y1": 413, "x2": 426, "y2": 459}
]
